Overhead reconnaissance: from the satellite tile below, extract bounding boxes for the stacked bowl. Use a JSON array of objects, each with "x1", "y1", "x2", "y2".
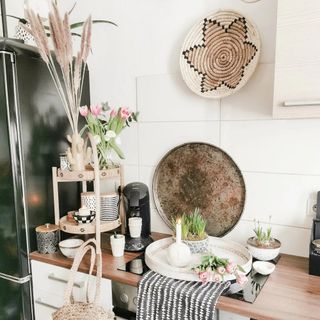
[{"x1": 80, "y1": 192, "x2": 119, "y2": 222}]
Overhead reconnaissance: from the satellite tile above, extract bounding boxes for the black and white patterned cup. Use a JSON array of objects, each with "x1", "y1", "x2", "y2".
[{"x1": 36, "y1": 223, "x2": 60, "y2": 254}]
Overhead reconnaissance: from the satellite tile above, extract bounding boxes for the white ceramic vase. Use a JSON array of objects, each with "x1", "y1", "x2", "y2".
[
  {"x1": 66, "y1": 133, "x2": 92, "y2": 171},
  {"x1": 167, "y1": 241, "x2": 191, "y2": 268}
]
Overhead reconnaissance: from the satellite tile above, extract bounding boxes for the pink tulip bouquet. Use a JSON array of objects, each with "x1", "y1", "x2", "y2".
[
  {"x1": 193, "y1": 254, "x2": 248, "y2": 285},
  {"x1": 79, "y1": 103, "x2": 138, "y2": 168}
]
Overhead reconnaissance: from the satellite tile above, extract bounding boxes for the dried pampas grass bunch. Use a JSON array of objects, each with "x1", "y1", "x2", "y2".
[{"x1": 24, "y1": 3, "x2": 92, "y2": 134}]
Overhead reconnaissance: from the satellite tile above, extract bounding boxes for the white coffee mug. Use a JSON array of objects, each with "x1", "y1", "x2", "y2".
[
  {"x1": 128, "y1": 217, "x2": 142, "y2": 238},
  {"x1": 110, "y1": 234, "x2": 125, "y2": 257}
]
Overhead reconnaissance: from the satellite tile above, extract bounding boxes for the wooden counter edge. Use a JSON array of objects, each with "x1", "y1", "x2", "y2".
[{"x1": 30, "y1": 233, "x2": 318, "y2": 320}]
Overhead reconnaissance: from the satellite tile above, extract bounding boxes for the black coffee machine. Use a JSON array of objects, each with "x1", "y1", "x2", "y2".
[
  {"x1": 123, "y1": 182, "x2": 153, "y2": 252},
  {"x1": 309, "y1": 192, "x2": 320, "y2": 276}
]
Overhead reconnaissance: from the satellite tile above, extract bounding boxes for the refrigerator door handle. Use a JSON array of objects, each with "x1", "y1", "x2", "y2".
[
  {"x1": 35, "y1": 298, "x2": 59, "y2": 310},
  {"x1": 0, "y1": 271, "x2": 31, "y2": 284}
]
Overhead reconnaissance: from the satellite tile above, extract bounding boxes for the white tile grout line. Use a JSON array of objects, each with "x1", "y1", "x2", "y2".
[
  {"x1": 137, "y1": 118, "x2": 320, "y2": 124},
  {"x1": 240, "y1": 218, "x2": 312, "y2": 231},
  {"x1": 219, "y1": 98, "x2": 222, "y2": 147},
  {"x1": 135, "y1": 76, "x2": 141, "y2": 180},
  {"x1": 134, "y1": 164, "x2": 320, "y2": 177}
]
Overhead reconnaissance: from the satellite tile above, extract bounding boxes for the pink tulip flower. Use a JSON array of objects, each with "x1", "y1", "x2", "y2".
[
  {"x1": 212, "y1": 273, "x2": 223, "y2": 283},
  {"x1": 199, "y1": 271, "x2": 211, "y2": 283},
  {"x1": 217, "y1": 266, "x2": 226, "y2": 275},
  {"x1": 119, "y1": 107, "x2": 131, "y2": 120},
  {"x1": 226, "y1": 262, "x2": 238, "y2": 274},
  {"x1": 236, "y1": 273, "x2": 248, "y2": 286},
  {"x1": 110, "y1": 108, "x2": 117, "y2": 117},
  {"x1": 79, "y1": 105, "x2": 89, "y2": 117},
  {"x1": 90, "y1": 104, "x2": 102, "y2": 117}
]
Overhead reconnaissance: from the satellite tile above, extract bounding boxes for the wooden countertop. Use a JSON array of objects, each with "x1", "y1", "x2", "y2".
[{"x1": 30, "y1": 233, "x2": 320, "y2": 320}]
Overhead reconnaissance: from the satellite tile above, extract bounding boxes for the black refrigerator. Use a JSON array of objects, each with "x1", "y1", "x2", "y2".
[{"x1": 0, "y1": 39, "x2": 89, "y2": 320}]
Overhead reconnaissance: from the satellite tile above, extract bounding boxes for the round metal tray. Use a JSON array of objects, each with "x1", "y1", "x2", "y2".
[{"x1": 153, "y1": 142, "x2": 246, "y2": 236}]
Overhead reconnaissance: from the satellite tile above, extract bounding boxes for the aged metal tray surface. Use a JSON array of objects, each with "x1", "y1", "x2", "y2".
[{"x1": 153, "y1": 143, "x2": 245, "y2": 236}]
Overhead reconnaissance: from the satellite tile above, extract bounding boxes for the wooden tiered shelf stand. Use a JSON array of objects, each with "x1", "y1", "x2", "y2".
[{"x1": 52, "y1": 134, "x2": 125, "y2": 250}]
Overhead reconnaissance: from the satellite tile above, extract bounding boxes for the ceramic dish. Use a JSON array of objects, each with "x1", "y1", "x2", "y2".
[
  {"x1": 73, "y1": 211, "x2": 95, "y2": 224},
  {"x1": 253, "y1": 261, "x2": 275, "y2": 275},
  {"x1": 59, "y1": 239, "x2": 84, "y2": 258},
  {"x1": 145, "y1": 236, "x2": 252, "y2": 282},
  {"x1": 153, "y1": 142, "x2": 246, "y2": 237}
]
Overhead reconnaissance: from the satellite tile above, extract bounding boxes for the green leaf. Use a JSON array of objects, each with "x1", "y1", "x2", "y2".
[
  {"x1": 70, "y1": 20, "x2": 118, "y2": 29},
  {"x1": 237, "y1": 265, "x2": 245, "y2": 273},
  {"x1": 109, "y1": 140, "x2": 125, "y2": 159}
]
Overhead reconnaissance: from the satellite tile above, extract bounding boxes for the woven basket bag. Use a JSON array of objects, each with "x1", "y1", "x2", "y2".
[{"x1": 53, "y1": 239, "x2": 114, "y2": 320}]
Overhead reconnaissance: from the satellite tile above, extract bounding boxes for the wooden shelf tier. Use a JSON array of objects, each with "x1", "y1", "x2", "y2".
[
  {"x1": 55, "y1": 167, "x2": 121, "y2": 182},
  {"x1": 59, "y1": 215, "x2": 121, "y2": 235}
]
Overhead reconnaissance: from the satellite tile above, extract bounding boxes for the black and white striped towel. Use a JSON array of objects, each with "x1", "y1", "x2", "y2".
[{"x1": 136, "y1": 271, "x2": 230, "y2": 320}]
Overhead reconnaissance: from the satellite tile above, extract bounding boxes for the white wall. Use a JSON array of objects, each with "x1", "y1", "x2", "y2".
[{"x1": 9, "y1": 0, "x2": 317, "y2": 257}]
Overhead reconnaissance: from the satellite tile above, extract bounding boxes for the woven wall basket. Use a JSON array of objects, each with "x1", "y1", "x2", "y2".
[{"x1": 180, "y1": 10, "x2": 260, "y2": 99}]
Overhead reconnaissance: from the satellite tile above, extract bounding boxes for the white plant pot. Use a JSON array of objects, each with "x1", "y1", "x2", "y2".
[
  {"x1": 247, "y1": 237, "x2": 281, "y2": 261},
  {"x1": 182, "y1": 237, "x2": 209, "y2": 254}
]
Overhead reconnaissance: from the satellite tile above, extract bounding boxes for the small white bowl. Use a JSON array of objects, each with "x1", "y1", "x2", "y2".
[
  {"x1": 59, "y1": 239, "x2": 84, "y2": 258},
  {"x1": 253, "y1": 261, "x2": 275, "y2": 275}
]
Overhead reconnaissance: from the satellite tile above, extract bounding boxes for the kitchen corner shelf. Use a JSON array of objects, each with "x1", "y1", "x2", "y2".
[
  {"x1": 52, "y1": 133, "x2": 125, "y2": 250},
  {"x1": 59, "y1": 215, "x2": 121, "y2": 235}
]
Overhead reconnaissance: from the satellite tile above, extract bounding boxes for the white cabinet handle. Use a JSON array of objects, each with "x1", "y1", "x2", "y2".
[
  {"x1": 283, "y1": 100, "x2": 320, "y2": 107},
  {"x1": 35, "y1": 298, "x2": 59, "y2": 310},
  {"x1": 48, "y1": 273, "x2": 85, "y2": 288}
]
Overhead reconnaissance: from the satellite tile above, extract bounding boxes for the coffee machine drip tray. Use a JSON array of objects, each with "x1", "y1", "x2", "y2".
[{"x1": 125, "y1": 236, "x2": 153, "y2": 252}]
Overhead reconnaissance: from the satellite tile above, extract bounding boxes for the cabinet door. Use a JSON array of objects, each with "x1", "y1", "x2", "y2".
[
  {"x1": 31, "y1": 260, "x2": 113, "y2": 320},
  {"x1": 273, "y1": 0, "x2": 320, "y2": 118}
]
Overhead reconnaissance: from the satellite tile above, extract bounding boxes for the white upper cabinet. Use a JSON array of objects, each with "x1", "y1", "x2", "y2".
[{"x1": 273, "y1": 0, "x2": 320, "y2": 118}]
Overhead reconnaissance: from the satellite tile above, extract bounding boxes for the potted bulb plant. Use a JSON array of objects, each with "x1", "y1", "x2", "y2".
[
  {"x1": 247, "y1": 219, "x2": 281, "y2": 261},
  {"x1": 172, "y1": 208, "x2": 209, "y2": 254}
]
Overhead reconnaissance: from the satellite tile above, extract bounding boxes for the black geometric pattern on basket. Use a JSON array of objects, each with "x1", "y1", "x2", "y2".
[{"x1": 182, "y1": 17, "x2": 258, "y2": 93}]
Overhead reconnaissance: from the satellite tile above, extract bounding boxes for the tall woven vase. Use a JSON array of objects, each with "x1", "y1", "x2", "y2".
[{"x1": 53, "y1": 239, "x2": 114, "y2": 320}]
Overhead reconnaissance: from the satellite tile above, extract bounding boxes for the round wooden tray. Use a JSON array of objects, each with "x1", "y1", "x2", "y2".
[
  {"x1": 59, "y1": 215, "x2": 121, "y2": 234},
  {"x1": 145, "y1": 237, "x2": 252, "y2": 282}
]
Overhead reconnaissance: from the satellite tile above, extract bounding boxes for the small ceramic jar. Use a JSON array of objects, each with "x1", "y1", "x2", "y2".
[
  {"x1": 110, "y1": 234, "x2": 125, "y2": 257},
  {"x1": 36, "y1": 223, "x2": 59, "y2": 254}
]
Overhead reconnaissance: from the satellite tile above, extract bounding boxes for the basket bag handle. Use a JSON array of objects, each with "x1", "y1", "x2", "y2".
[{"x1": 63, "y1": 238, "x2": 102, "y2": 305}]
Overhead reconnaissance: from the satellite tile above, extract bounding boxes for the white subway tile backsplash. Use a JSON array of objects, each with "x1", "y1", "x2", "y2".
[
  {"x1": 137, "y1": 73, "x2": 220, "y2": 122},
  {"x1": 221, "y1": 119, "x2": 320, "y2": 175},
  {"x1": 224, "y1": 219, "x2": 310, "y2": 257},
  {"x1": 123, "y1": 165, "x2": 140, "y2": 185},
  {"x1": 119, "y1": 123, "x2": 139, "y2": 166},
  {"x1": 221, "y1": 64, "x2": 274, "y2": 120},
  {"x1": 150, "y1": 206, "x2": 172, "y2": 234},
  {"x1": 242, "y1": 172, "x2": 318, "y2": 228},
  {"x1": 139, "y1": 121, "x2": 220, "y2": 166}
]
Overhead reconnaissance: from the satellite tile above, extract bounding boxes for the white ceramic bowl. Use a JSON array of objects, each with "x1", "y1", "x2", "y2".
[
  {"x1": 247, "y1": 237, "x2": 281, "y2": 261},
  {"x1": 59, "y1": 239, "x2": 84, "y2": 258},
  {"x1": 253, "y1": 261, "x2": 275, "y2": 275}
]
